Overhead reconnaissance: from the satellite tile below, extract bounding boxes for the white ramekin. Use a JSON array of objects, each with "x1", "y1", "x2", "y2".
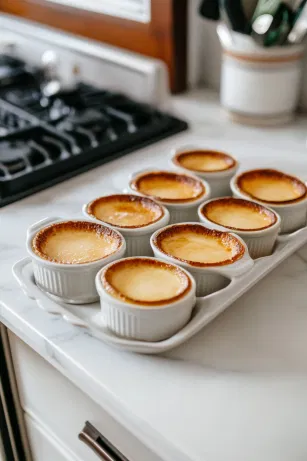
[
  {"x1": 150, "y1": 223, "x2": 254, "y2": 297},
  {"x1": 27, "y1": 217, "x2": 126, "y2": 304},
  {"x1": 128, "y1": 169, "x2": 211, "y2": 224},
  {"x1": 83, "y1": 195, "x2": 170, "y2": 257},
  {"x1": 95, "y1": 257, "x2": 196, "y2": 341},
  {"x1": 198, "y1": 198, "x2": 281, "y2": 259},
  {"x1": 170, "y1": 144, "x2": 238, "y2": 197},
  {"x1": 230, "y1": 173, "x2": 307, "y2": 234}
]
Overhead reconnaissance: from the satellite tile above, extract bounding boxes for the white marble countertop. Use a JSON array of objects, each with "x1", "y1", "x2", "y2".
[{"x1": 1, "y1": 89, "x2": 307, "y2": 461}]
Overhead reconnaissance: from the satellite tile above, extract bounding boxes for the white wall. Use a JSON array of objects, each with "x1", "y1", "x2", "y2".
[{"x1": 188, "y1": 0, "x2": 307, "y2": 110}]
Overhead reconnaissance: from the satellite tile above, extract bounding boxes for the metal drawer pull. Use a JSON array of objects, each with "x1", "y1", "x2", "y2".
[{"x1": 78, "y1": 421, "x2": 130, "y2": 461}]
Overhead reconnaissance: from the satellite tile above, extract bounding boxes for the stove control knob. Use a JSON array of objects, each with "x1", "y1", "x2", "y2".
[
  {"x1": 41, "y1": 50, "x2": 58, "y2": 75},
  {"x1": 40, "y1": 50, "x2": 78, "y2": 95},
  {"x1": 41, "y1": 50, "x2": 60, "y2": 82},
  {"x1": 41, "y1": 50, "x2": 62, "y2": 97}
]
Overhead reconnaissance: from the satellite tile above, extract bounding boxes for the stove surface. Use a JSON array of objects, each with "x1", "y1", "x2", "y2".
[{"x1": 0, "y1": 56, "x2": 187, "y2": 207}]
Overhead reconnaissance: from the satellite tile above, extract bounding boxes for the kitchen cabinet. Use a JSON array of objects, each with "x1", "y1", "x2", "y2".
[
  {"x1": 42, "y1": 0, "x2": 151, "y2": 22},
  {"x1": 25, "y1": 415, "x2": 78, "y2": 461},
  {"x1": 7, "y1": 331, "x2": 162, "y2": 461},
  {"x1": 0, "y1": 0, "x2": 187, "y2": 93}
]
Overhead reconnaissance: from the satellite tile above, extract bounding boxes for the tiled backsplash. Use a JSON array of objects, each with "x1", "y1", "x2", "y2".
[{"x1": 188, "y1": 0, "x2": 307, "y2": 111}]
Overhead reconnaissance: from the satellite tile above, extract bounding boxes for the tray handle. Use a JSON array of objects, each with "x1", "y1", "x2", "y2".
[
  {"x1": 276, "y1": 225, "x2": 307, "y2": 244},
  {"x1": 195, "y1": 227, "x2": 307, "y2": 320},
  {"x1": 189, "y1": 270, "x2": 260, "y2": 334},
  {"x1": 13, "y1": 258, "x2": 87, "y2": 328},
  {"x1": 36, "y1": 298, "x2": 88, "y2": 328},
  {"x1": 13, "y1": 258, "x2": 36, "y2": 299}
]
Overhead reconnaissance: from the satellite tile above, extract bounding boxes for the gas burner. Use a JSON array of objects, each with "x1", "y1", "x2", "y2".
[
  {"x1": 0, "y1": 141, "x2": 31, "y2": 175},
  {"x1": 3, "y1": 87, "x2": 71, "y2": 121},
  {"x1": 4, "y1": 88, "x2": 42, "y2": 107},
  {"x1": 55, "y1": 108, "x2": 116, "y2": 148},
  {"x1": 48, "y1": 98, "x2": 71, "y2": 121},
  {"x1": 0, "y1": 107, "x2": 31, "y2": 136},
  {"x1": 0, "y1": 140, "x2": 31, "y2": 160},
  {"x1": 0, "y1": 66, "x2": 187, "y2": 205},
  {"x1": 0, "y1": 55, "x2": 35, "y2": 88},
  {"x1": 0, "y1": 130, "x2": 71, "y2": 180}
]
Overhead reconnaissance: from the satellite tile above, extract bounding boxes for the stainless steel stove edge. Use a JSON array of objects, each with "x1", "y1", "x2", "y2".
[{"x1": 0, "y1": 13, "x2": 170, "y2": 109}]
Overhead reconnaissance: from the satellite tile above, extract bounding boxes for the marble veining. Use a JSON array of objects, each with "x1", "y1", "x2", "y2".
[{"x1": 1, "y1": 90, "x2": 307, "y2": 461}]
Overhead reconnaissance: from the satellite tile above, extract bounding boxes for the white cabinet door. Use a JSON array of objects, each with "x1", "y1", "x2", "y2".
[
  {"x1": 9, "y1": 331, "x2": 162, "y2": 461},
  {"x1": 25, "y1": 414, "x2": 79, "y2": 461}
]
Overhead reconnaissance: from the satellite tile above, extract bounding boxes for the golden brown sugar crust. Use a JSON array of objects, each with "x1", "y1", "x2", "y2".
[
  {"x1": 86, "y1": 194, "x2": 164, "y2": 228},
  {"x1": 32, "y1": 221, "x2": 122, "y2": 264},
  {"x1": 101, "y1": 258, "x2": 191, "y2": 306},
  {"x1": 200, "y1": 197, "x2": 277, "y2": 231},
  {"x1": 130, "y1": 171, "x2": 206, "y2": 203},
  {"x1": 237, "y1": 169, "x2": 307, "y2": 204},
  {"x1": 153, "y1": 224, "x2": 245, "y2": 267},
  {"x1": 174, "y1": 150, "x2": 237, "y2": 172}
]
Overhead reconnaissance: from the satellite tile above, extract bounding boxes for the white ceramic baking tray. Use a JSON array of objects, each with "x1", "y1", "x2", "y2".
[{"x1": 13, "y1": 224, "x2": 307, "y2": 354}]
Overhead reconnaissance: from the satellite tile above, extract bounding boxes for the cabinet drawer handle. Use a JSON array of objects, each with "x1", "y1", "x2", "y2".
[{"x1": 78, "y1": 421, "x2": 130, "y2": 461}]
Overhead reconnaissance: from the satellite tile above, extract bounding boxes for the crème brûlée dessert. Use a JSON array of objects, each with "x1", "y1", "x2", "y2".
[
  {"x1": 236, "y1": 169, "x2": 307, "y2": 204},
  {"x1": 130, "y1": 171, "x2": 206, "y2": 203},
  {"x1": 174, "y1": 150, "x2": 236, "y2": 172},
  {"x1": 86, "y1": 194, "x2": 164, "y2": 228},
  {"x1": 154, "y1": 224, "x2": 245, "y2": 266},
  {"x1": 101, "y1": 258, "x2": 191, "y2": 306},
  {"x1": 32, "y1": 221, "x2": 123, "y2": 264},
  {"x1": 200, "y1": 198, "x2": 277, "y2": 231}
]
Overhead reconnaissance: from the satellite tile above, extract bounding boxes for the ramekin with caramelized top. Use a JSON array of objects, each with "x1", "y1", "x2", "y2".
[
  {"x1": 198, "y1": 197, "x2": 281, "y2": 258},
  {"x1": 27, "y1": 217, "x2": 126, "y2": 304},
  {"x1": 171, "y1": 145, "x2": 238, "y2": 197},
  {"x1": 129, "y1": 169, "x2": 210, "y2": 224},
  {"x1": 150, "y1": 223, "x2": 253, "y2": 297},
  {"x1": 95, "y1": 257, "x2": 196, "y2": 341},
  {"x1": 231, "y1": 169, "x2": 307, "y2": 233},
  {"x1": 83, "y1": 194, "x2": 169, "y2": 257}
]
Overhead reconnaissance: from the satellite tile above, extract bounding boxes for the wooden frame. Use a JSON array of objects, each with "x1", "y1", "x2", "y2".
[{"x1": 0, "y1": 0, "x2": 187, "y2": 93}]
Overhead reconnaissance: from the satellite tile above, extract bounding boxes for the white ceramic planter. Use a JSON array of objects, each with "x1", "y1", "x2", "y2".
[
  {"x1": 220, "y1": 43, "x2": 305, "y2": 126},
  {"x1": 27, "y1": 217, "x2": 126, "y2": 304},
  {"x1": 95, "y1": 257, "x2": 196, "y2": 341}
]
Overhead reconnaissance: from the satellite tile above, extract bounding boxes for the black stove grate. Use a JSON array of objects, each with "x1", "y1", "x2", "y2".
[
  {"x1": 0, "y1": 105, "x2": 33, "y2": 137},
  {"x1": 0, "y1": 67, "x2": 188, "y2": 207}
]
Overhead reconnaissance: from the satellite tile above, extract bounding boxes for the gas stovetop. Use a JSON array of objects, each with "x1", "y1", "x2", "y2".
[{"x1": 0, "y1": 55, "x2": 187, "y2": 207}]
